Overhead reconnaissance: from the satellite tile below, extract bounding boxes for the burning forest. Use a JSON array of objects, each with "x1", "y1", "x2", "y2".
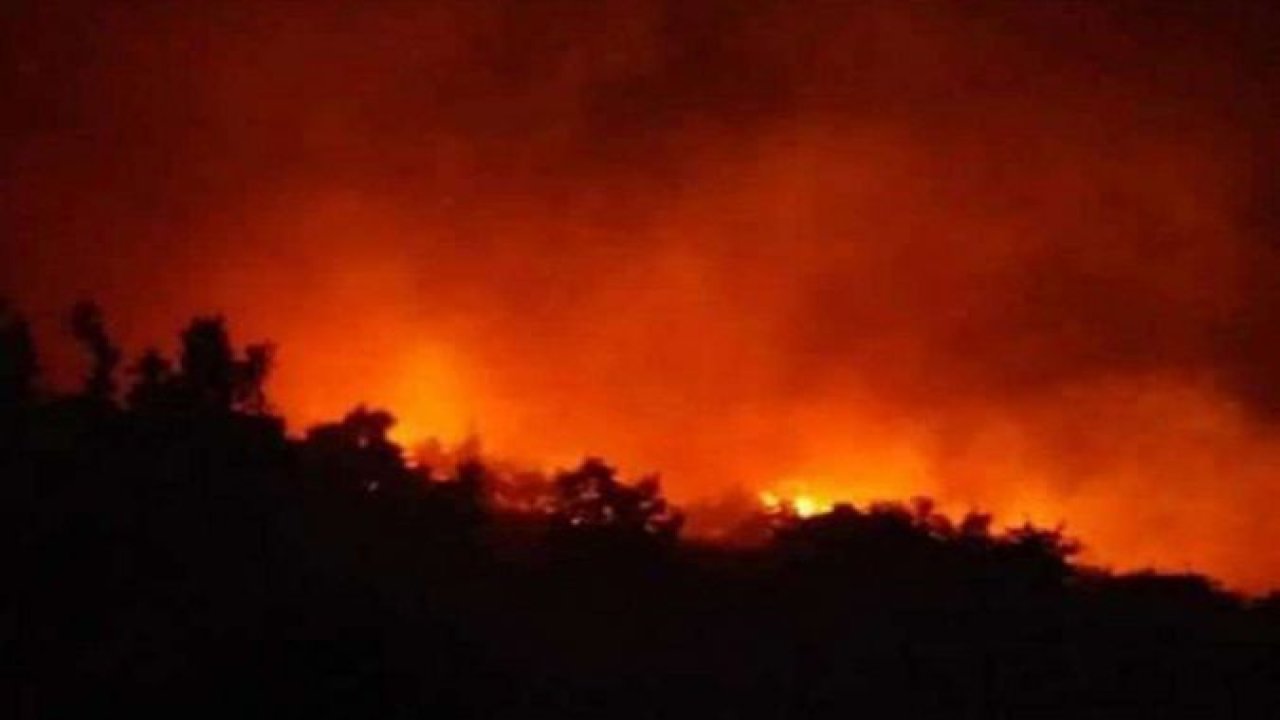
[{"x1": 6, "y1": 1, "x2": 1280, "y2": 715}]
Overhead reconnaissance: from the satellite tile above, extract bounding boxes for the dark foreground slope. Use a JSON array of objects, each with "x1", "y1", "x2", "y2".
[{"x1": 4, "y1": 310, "x2": 1279, "y2": 718}]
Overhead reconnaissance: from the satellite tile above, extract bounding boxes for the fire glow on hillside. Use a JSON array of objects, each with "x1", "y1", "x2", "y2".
[{"x1": 4, "y1": 1, "x2": 1280, "y2": 590}]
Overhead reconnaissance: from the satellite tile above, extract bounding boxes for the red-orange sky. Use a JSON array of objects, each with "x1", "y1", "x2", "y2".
[{"x1": 3, "y1": 1, "x2": 1280, "y2": 590}]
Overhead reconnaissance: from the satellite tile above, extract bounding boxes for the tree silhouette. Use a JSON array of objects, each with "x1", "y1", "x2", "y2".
[
  {"x1": 180, "y1": 316, "x2": 236, "y2": 408},
  {"x1": 997, "y1": 521, "x2": 1081, "y2": 589},
  {"x1": 550, "y1": 457, "x2": 684, "y2": 541},
  {"x1": 68, "y1": 301, "x2": 120, "y2": 403},
  {"x1": 0, "y1": 301, "x2": 37, "y2": 408},
  {"x1": 303, "y1": 405, "x2": 410, "y2": 495},
  {"x1": 121, "y1": 315, "x2": 274, "y2": 415},
  {"x1": 234, "y1": 342, "x2": 274, "y2": 414},
  {"x1": 125, "y1": 347, "x2": 176, "y2": 411}
]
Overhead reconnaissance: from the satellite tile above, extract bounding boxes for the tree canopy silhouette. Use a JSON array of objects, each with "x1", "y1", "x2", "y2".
[
  {"x1": 121, "y1": 315, "x2": 273, "y2": 416},
  {"x1": 68, "y1": 301, "x2": 121, "y2": 403},
  {"x1": 550, "y1": 457, "x2": 684, "y2": 542},
  {"x1": 0, "y1": 300, "x2": 37, "y2": 409}
]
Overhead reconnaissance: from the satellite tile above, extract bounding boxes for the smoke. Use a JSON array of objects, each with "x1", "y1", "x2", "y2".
[{"x1": 3, "y1": 0, "x2": 1280, "y2": 589}]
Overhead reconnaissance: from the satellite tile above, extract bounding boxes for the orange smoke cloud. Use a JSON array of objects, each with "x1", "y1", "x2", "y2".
[{"x1": 3, "y1": 1, "x2": 1280, "y2": 590}]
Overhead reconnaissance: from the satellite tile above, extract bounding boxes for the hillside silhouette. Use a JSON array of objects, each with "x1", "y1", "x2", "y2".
[{"x1": 4, "y1": 303, "x2": 1279, "y2": 718}]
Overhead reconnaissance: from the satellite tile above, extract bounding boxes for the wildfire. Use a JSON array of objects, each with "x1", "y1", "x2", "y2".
[{"x1": 759, "y1": 490, "x2": 830, "y2": 518}]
